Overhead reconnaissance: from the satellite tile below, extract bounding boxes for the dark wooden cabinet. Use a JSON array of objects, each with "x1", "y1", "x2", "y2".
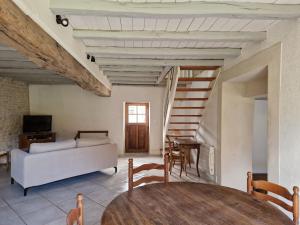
[{"x1": 19, "y1": 132, "x2": 56, "y2": 151}]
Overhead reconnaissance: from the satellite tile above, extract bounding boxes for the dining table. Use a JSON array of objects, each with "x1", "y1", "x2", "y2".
[
  {"x1": 101, "y1": 182, "x2": 293, "y2": 225},
  {"x1": 174, "y1": 139, "x2": 201, "y2": 177}
]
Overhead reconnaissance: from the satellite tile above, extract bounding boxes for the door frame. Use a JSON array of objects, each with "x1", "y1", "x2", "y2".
[{"x1": 124, "y1": 102, "x2": 150, "y2": 153}]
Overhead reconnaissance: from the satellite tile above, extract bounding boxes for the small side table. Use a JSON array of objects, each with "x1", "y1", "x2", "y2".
[{"x1": 0, "y1": 150, "x2": 10, "y2": 171}]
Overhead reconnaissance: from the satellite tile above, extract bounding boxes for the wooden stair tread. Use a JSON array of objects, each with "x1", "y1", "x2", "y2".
[
  {"x1": 174, "y1": 98, "x2": 208, "y2": 101},
  {"x1": 178, "y1": 77, "x2": 216, "y2": 82},
  {"x1": 170, "y1": 122, "x2": 199, "y2": 124},
  {"x1": 176, "y1": 88, "x2": 211, "y2": 92},
  {"x1": 171, "y1": 114, "x2": 202, "y2": 117},
  {"x1": 173, "y1": 106, "x2": 205, "y2": 109},
  {"x1": 168, "y1": 129, "x2": 197, "y2": 131},
  {"x1": 167, "y1": 135, "x2": 194, "y2": 137}
]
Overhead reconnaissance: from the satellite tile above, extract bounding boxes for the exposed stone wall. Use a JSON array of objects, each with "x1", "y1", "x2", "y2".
[{"x1": 0, "y1": 78, "x2": 29, "y2": 150}]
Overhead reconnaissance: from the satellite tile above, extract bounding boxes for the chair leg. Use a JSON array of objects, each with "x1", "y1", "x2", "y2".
[
  {"x1": 11, "y1": 178, "x2": 14, "y2": 184},
  {"x1": 169, "y1": 158, "x2": 173, "y2": 175},
  {"x1": 188, "y1": 151, "x2": 191, "y2": 168},
  {"x1": 185, "y1": 155, "x2": 187, "y2": 176},
  {"x1": 180, "y1": 158, "x2": 183, "y2": 177}
]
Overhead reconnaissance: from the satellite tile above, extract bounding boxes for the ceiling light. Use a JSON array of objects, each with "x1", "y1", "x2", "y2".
[{"x1": 56, "y1": 15, "x2": 69, "y2": 27}]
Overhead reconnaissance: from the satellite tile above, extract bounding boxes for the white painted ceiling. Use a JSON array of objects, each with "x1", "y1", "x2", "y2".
[
  {"x1": 49, "y1": 0, "x2": 300, "y2": 85},
  {"x1": 0, "y1": 43, "x2": 73, "y2": 84}
]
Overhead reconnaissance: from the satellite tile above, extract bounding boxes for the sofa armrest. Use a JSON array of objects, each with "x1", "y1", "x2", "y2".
[{"x1": 11, "y1": 149, "x2": 28, "y2": 187}]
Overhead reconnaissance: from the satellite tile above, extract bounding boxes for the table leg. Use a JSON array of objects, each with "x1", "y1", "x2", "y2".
[{"x1": 196, "y1": 146, "x2": 200, "y2": 177}]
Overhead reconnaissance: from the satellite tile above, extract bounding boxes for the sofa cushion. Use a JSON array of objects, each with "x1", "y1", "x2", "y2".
[
  {"x1": 76, "y1": 138, "x2": 111, "y2": 148},
  {"x1": 30, "y1": 139, "x2": 76, "y2": 154}
]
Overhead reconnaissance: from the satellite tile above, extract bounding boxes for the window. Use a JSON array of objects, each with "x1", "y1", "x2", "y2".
[{"x1": 128, "y1": 105, "x2": 146, "y2": 123}]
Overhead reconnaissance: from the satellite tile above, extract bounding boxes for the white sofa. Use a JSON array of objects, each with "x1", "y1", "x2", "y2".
[{"x1": 11, "y1": 139, "x2": 118, "y2": 196}]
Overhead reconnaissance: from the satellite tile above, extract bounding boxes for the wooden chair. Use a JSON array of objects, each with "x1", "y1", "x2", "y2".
[
  {"x1": 128, "y1": 154, "x2": 169, "y2": 191},
  {"x1": 166, "y1": 135, "x2": 186, "y2": 177},
  {"x1": 247, "y1": 172, "x2": 299, "y2": 224},
  {"x1": 66, "y1": 194, "x2": 84, "y2": 225}
]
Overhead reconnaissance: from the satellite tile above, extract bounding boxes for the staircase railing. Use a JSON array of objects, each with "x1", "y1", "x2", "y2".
[{"x1": 162, "y1": 66, "x2": 180, "y2": 153}]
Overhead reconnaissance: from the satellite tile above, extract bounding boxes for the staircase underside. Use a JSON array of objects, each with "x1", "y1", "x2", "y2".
[{"x1": 167, "y1": 66, "x2": 219, "y2": 141}]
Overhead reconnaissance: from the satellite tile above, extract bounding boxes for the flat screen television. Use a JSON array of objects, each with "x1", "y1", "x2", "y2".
[{"x1": 23, "y1": 115, "x2": 52, "y2": 133}]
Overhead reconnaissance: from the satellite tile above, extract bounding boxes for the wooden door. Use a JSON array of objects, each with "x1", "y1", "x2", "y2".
[{"x1": 125, "y1": 103, "x2": 149, "y2": 153}]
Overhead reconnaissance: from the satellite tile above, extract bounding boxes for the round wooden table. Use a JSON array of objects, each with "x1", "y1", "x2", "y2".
[{"x1": 101, "y1": 182, "x2": 293, "y2": 225}]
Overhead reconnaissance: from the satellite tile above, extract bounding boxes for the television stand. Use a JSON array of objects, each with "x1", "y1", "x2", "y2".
[{"x1": 19, "y1": 132, "x2": 56, "y2": 152}]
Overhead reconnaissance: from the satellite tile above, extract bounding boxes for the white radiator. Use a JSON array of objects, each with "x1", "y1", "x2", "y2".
[{"x1": 197, "y1": 143, "x2": 215, "y2": 176}]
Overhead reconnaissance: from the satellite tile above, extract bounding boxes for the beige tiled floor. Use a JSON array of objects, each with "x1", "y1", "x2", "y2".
[{"x1": 0, "y1": 156, "x2": 213, "y2": 225}]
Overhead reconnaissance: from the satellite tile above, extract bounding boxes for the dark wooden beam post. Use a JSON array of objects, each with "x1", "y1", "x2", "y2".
[{"x1": 0, "y1": 0, "x2": 111, "y2": 96}]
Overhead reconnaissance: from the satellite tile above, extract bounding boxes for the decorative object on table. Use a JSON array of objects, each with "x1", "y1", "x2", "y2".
[
  {"x1": 128, "y1": 154, "x2": 169, "y2": 191},
  {"x1": 66, "y1": 193, "x2": 84, "y2": 225},
  {"x1": 102, "y1": 182, "x2": 294, "y2": 225},
  {"x1": 247, "y1": 171, "x2": 299, "y2": 224}
]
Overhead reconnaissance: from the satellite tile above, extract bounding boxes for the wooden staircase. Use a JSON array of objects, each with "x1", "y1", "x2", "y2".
[{"x1": 166, "y1": 66, "x2": 220, "y2": 141}]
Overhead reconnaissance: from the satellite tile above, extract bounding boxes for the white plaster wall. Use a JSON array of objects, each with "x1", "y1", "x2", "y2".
[
  {"x1": 29, "y1": 85, "x2": 164, "y2": 155},
  {"x1": 196, "y1": 77, "x2": 220, "y2": 182},
  {"x1": 252, "y1": 100, "x2": 268, "y2": 174},
  {"x1": 279, "y1": 20, "x2": 300, "y2": 192},
  {"x1": 220, "y1": 83, "x2": 254, "y2": 191},
  {"x1": 207, "y1": 19, "x2": 300, "y2": 203},
  {"x1": 200, "y1": 44, "x2": 280, "y2": 188}
]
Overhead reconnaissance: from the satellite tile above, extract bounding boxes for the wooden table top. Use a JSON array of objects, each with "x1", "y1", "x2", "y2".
[
  {"x1": 101, "y1": 182, "x2": 293, "y2": 225},
  {"x1": 174, "y1": 139, "x2": 201, "y2": 145}
]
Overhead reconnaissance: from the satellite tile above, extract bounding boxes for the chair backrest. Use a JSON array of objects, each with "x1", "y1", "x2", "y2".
[
  {"x1": 247, "y1": 172, "x2": 299, "y2": 224},
  {"x1": 128, "y1": 154, "x2": 169, "y2": 191},
  {"x1": 66, "y1": 194, "x2": 84, "y2": 225},
  {"x1": 166, "y1": 135, "x2": 178, "y2": 154}
]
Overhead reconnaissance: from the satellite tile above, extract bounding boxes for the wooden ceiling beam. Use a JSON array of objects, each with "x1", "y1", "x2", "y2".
[
  {"x1": 87, "y1": 46, "x2": 241, "y2": 59},
  {"x1": 50, "y1": 0, "x2": 300, "y2": 19},
  {"x1": 110, "y1": 80, "x2": 157, "y2": 85},
  {"x1": 96, "y1": 58, "x2": 223, "y2": 66},
  {"x1": 0, "y1": 0, "x2": 110, "y2": 96},
  {"x1": 73, "y1": 30, "x2": 266, "y2": 43},
  {"x1": 101, "y1": 65, "x2": 163, "y2": 72},
  {"x1": 157, "y1": 66, "x2": 172, "y2": 84},
  {"x1": 0, "y1": 61, "x2": 39, "y2": 69},
  {"x1": 180, "y1": 66, "x2": 220, "y2": 70},
  {"x1": 105, "y1": 71, "x2": 160, "y2": 77}
]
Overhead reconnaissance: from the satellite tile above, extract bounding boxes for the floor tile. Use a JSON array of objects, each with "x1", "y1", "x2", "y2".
[
  {"x1": 87, "y1": 188, "x2": 118, "y2": 206},
  {"x1": 40, "y1": 187, "x2": 78, "y2": 204},
  {"x1": 10, "y1": 196, "x2": 52, "y2": 216},
  {"x1": 69, "y1": 181, "x2": 102, "y2": 195},
  {"x1": 0, "y1": 197, "x2": 7, "y2": 207},
  {"x1": 21, "y1": 205, "x2": 65, "y2": 225},
  {"x1": 0, "y1": 205, "x2": 26, "y2": 225},
  {"x1": 56, "y1": 195, "x2": 100, "y2": 213},
  {"x1": 0, "y1": 156, "x2": 211, "y2": 225}
]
